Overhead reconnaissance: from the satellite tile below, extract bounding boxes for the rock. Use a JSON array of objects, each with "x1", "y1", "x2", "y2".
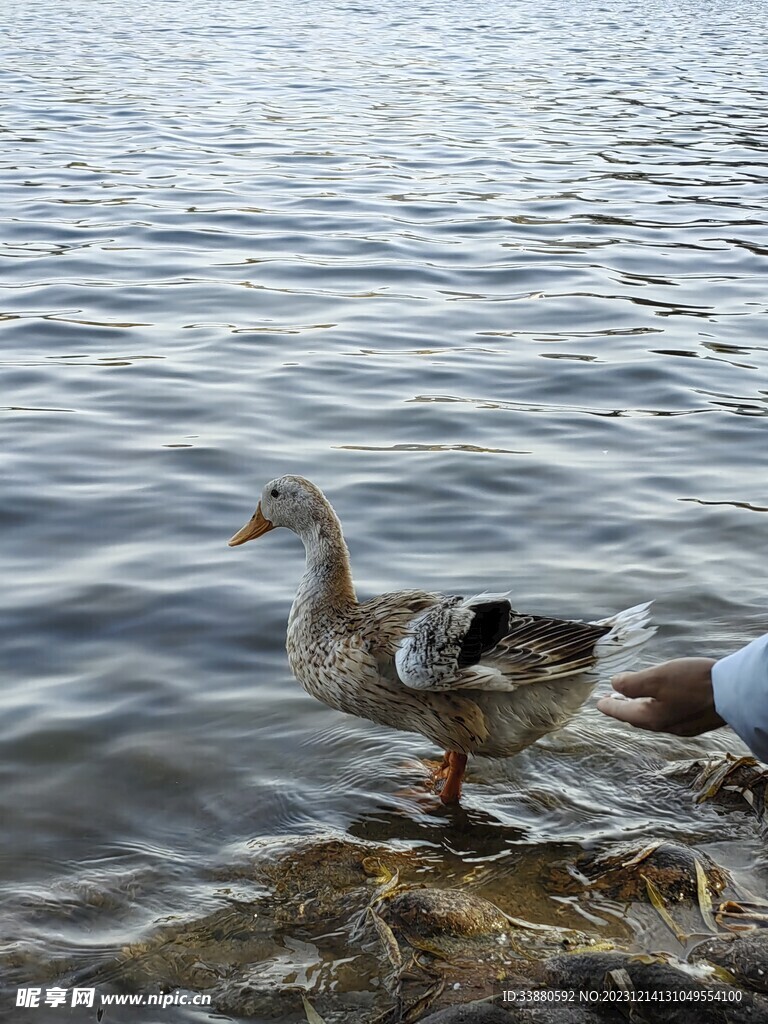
[
  {"x1": 248, "y1": 835, "x2": 428, "y2": 925},
  {"x1": 548, "y1": 839, "x2": 729, "y2": 903},
  {"x1": 211, "y1": 968, "x2": 379, "y2": 1021},
  {"x1": 76, "y1": 835, "x2": 425, "y2": 1000},
  {"x1": 661, "y1": 755, "x2": 768, "y2": 820},
  {"x1": 102, "y1": 904, "x2": 275, "y2": 991},
  {"x1": 366, "y1": 880, "x2": 613, "y2": 1021},
  {"x1": 384, "y1": 888, "x2": 510, "y2": 946},
  {"x1": 540, "y1": 950, "x2": 768, "y2": 1023},
  {"x1": 412, "y1": 997, "x2": 602, "y2": 1024},
  {"x1": 508, "y1": 1012, "x2": 603, "y2": 1024},
  {"x1": 691, "y1": 930, "x2": 768, "y2": 993},
  {"x1": 413, "y1": 1004, "x2": 511, "y2": 1023},
  {"x1": 367, "y1": 884, "x2": 521, "y2": 1014}
]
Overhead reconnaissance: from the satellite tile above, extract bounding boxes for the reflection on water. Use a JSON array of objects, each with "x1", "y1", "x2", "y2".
[{"x1": 2, "y1": 0, "x2": 767, "y2": 1017}]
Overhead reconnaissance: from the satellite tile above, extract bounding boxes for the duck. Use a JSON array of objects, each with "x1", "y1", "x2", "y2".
[{"x1": 229, "y1": 475, "x2": 654, "y2": 804}]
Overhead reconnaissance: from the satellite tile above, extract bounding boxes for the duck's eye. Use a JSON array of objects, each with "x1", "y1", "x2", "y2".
[{"x1": 271, "y1": 488, "x2": 280, "y2": 498}]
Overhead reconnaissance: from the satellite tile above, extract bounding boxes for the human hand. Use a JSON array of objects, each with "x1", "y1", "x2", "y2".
[{"x1": 596, "y1": 657, "x2": 725, "y2": 737}]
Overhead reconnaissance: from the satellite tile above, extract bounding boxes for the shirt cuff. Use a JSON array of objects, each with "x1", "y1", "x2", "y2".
[{"x1": 712, "y1": 634, "x2": 768, "y2": 762}]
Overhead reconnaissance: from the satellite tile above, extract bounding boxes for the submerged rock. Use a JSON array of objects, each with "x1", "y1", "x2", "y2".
[
  {"x1": 539, "y1": 950, "x2": 768, "y2": 1023},
  {"x1": 104, "y1": 904, "x2": 278, "y2": 992},
  {"x1": 382, "y1": 887, "x2": 510, "y2": 952},
  {"x1": 363, "y1": 869, "x2": 612, "y2": 1021},
  {"x1": 661, "y1": 755, "x2": 768, "y2": 820},
  {"x1": 50, "y1": 830, "x2": 764, "y2": 1023},
  {"x1": 66, "y1": 835, "x2": 430, "y2": 1010},
  {"x1": 413, "y1": 1005, "x2": 512, "y2": 1024},
  {"x1": 88, "y1": 834, "x2": 619, "y2": 1022},
  {"x1": 691, "y1": 930, "x2": 768, "y2": 993},
  {"x1": 548, "y1": 839, "x2": 729, "y2": 904},
  {"x1": 248, "y1": 834, "x2": 430, "y2": 926},
  {"x1": 415, "y1": 1006, "x2": 602, "y2": 1024},
  {"x1": 211, "y1": 966, "x2": 380, "y2": 1022}
]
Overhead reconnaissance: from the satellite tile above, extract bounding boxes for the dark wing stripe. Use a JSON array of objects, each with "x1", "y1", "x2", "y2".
[{"x1": 457, "y1": 600, "x2": 511, "y2": 668}]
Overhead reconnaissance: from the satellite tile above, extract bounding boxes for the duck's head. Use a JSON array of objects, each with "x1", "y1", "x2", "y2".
[{"x1": 228, "y1": 475, "x2": 332, "y2": 546}]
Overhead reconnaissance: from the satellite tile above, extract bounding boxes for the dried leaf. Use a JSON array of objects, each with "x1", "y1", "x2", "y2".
[
  {"x1": 694, "y1": 754, "x2": 758, "y2": 803},
  {"x1": 715, "y1": 899, "x2": 768, "y2": 932},
  {"x1": 694, "y1": 759, "x2": 735, "y2": 803},
  {"x1": 362, "y1": 856, "x2": 387, "y2": 878},
  {"x1": 370, "y1": 868, "x2": 402, "y2": 908},
  {"x1": 363, "y1": 858, "x2": 400, "y2": 889},
  {"x1": 367, "y1": 1003, "x2": 398, "y2": 1024},
  {"x1": 642, "y1": 874, "x2": 688, "y2": 944},
  {"x1": 368, "y1": 907, "x2": 403, "y2": 972},
  {"x1": 694, "y1": 857, "x2": 718, "y2": 934},
  {"x1": 605, "y1": 967, "x2": 651, "y2": 1024},
  {"x1": 628, "y1": 952, "x2": 673, "y2": 965},
  {"x1": 606, "y1": 967, "x2": 634, "y2": 993},
  {"x1": 621, "y1": 842, "x2": 663, "y2": 870},
  {"x1": 301, "y1": 994, "x2": 327, "y2": 1024},
  {"x1": 399, "y1": 976, "x2": 445, "y2": 1024},
  {"x1": 727, "y1": 900, "x2": 768, "y2": 918},
  {"x1": 715, "y1": 914, "x2": 757, "y2": 933}
]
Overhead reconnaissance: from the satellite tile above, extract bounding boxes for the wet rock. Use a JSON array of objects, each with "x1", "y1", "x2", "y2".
[
  {"x1": 548, "y1": 839, "x2": 729, "y2": 903},
  {"x1": 211, "y1": 967, "x2": 380, "y2": 1021},
  {"x1": 364, "y1": 876, "x2": 613, "y2": 1021},
  {"x1": 80, "y1": 835, "x2": 426, "y2": 998},
  {"x1": 540, "y1": 950, "x2": 768, "y2": 1023},
  {"x1": 383, "y1": 888, "x2": 510, "y2": 950},
  {"x1": 691, "y1": 930, "x2": 768, "y2": 993},
  {"x1": 377, "y1": 882, "x2": 608, "y2": 962},
  {"x1": 412, "y1": 1004, "x2": 512, "y2": 1023},
  {"x1": 106, "y1": 904, "x2": 277, "y2": 991},
  {"x1": 247, "y1": 835, "x2": 429, "y2": 926},
  {"x1": 506, "y1": 1012, "x2": 603, "y2": 1024},
  {"x1": 415, "y1": 1007, "x2": 603, "y2": 1024},
  {"x1": 361, "y1": 873, "x2": 511, "y2": 1016},
  {"x1": 368, "y1": 884, "x2": 520, "y2": 1015},
  {"x1": 661, "y1": 755, "x2": 768, "y2": 820}
]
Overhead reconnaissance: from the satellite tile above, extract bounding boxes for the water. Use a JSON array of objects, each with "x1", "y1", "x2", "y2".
[{"x1": 2, "y1": 0, "x2": 767, "y2": 1018}]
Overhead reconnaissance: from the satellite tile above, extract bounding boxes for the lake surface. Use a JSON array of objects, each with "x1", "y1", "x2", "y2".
[{"x1": 2, "y1": 0, "x2": 767, "y2": 1019}]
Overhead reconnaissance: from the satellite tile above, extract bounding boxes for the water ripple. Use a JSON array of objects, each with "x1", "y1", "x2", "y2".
[{"x1": 2, "y1": 0, "x2": 767, "y2": 1004}]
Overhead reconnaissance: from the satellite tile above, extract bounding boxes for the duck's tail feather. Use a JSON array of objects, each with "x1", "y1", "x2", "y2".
[{"x1": 590, "y1": 600, "x2": 656, "y2": 676}]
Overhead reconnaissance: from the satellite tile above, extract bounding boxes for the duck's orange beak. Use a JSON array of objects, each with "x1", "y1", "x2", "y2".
[{"x1": 228, "y1": 503, "x2": 275, "y2": 546}]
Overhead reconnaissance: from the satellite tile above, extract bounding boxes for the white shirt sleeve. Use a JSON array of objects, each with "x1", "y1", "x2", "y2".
[{"x1": 711, "y1": 634, "x2": 768, "y2": 762}]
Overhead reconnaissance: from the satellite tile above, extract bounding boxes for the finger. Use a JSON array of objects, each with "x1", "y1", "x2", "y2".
[
  {"x1": 597, "y1": 695, "x2": 661, "y2": 730},
  {"x1": 610, "y1": 667, "x2": 662, "y2": 699}
]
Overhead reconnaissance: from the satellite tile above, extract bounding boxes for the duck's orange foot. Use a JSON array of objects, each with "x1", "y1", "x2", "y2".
[{"x1": 423, "y1": 751, "x2": 467, "y2": 805}]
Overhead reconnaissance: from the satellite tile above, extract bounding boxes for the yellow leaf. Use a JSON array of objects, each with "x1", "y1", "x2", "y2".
[
  {"x1": 694, "y1": 857, "x2": 718, "y2": 934},
  {"x1": 642, "y1": 874, "x2": 688, "y2": 945},
  {"x1": 301, "y1": 994, "x2": 326, "y2": 1024}
]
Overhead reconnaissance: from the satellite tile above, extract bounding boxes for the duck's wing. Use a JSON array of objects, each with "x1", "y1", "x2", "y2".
[
  {"x1": 479, "y1": 611, "x2": 611, "y2": 686},
  {"x1": 393, "y1": 597, "x2": 654, "y2": 693},
  {"x1": 391, "y1": 594, "x2": 507, "y2": 690}
]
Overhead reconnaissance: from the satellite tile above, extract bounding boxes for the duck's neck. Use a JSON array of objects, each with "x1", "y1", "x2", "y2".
[{"x1": 293, "y1": 513, "x2": 357, "y2": 618}]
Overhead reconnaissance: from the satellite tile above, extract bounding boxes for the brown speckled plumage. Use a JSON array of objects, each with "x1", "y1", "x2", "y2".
[{"x1": 230, "y1": 476, "x2": 655, "y2": 779}]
